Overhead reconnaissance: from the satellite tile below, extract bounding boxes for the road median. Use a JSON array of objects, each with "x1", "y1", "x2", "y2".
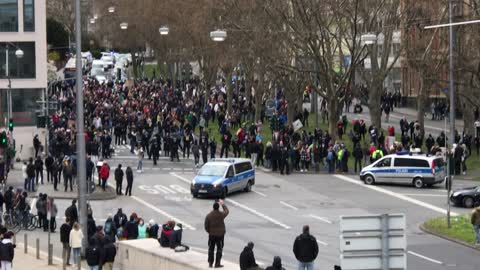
[{"x1": 421, "y1": 215, "x2": 480, "y2": 251}]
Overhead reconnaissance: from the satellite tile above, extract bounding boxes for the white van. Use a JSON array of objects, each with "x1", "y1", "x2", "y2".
[{"x1": 360, "y1": 154, "x2": 445, "y2": 188}]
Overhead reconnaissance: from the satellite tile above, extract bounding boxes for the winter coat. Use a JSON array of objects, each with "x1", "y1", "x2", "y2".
[
  {"x1": 125, "y1": 220, "x2": 138, "y2": 240},
  {"x1": 147, "y1": 224, "x2": 159, "y2": 239},
  {"x1": 114, "y1": 168, "x2": 124, "y2": 182},
  {"x1": 137, "y1": 224, "x2": 147, "y2": 239},
  {"x1": 126, "y1": 168, "x2": 134, "y2": 183},
  {"x1": 239, "y1": 246, "x2": 258, "y2": 270},
  {"x1": 69, "y1": 229, "x2": 84, "y2": 249},
  {"x1": 103, "y1": 242, "x2": 117, "y2": 263},
  {"x1": 204, "y1": 205, "x2": 229, "y2": 236},
  {"x1": 60, "y1": 223, "x2": 72, "y2": 244},
  {"x1": 159, "y1": 224, "x2": 173, "y2": 247},
  {"x1": 0, "y1": 239, "x2": 14, "y2": 262},
  {"x1": 99, "y1": 164, "x2": 110, "y2": 179},
  {"x1": 85, "y1": 246, "x2": 101, "y2": 266},
  {"x1": 293, "y1": 232, "x2": 319, "y2": 263}
]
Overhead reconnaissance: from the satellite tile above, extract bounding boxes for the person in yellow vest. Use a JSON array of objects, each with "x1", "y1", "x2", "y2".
[
  {"x1": 337, "y1": 148, "x2": 344, "y2": 172},
  {"x1": 372, "y1": 149, "x2": 384, "y2": 162}
]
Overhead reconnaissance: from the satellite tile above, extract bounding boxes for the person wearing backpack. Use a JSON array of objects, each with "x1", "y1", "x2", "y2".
[
  {"x1": 326, "y1": 148, "x2": 335, "y2": 174},
  {"x1": 86, "y1": 239, "x2": 102, "y2": 270},
  {"x1": 104, "y1": 215, "x2": 116, "y2": 242}
]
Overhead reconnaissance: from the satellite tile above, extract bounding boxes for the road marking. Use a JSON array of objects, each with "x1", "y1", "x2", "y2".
[
  {"x1": 253, "y1": 190, "x2": 267, "y2": 197},
  {"x1": 107, "y1": 183, "x2": 196, "y2": 230},
  {"x1": 408, "y1": 250, "x2": 443, "y2": 265},
  {"x1": 401, "y1": 193, "x2": 446, "y2": 197},
  {"x1": 226, "y1": 198, "x2": 291, "y2": 229},
  {"x1": 308, "y1": 214, "x2": 333, "y2": 224},
  {"x1": 334, "y1": 175, "x2": 459, "y2": 216},
  {"x1": 316, "y1": 239, "x2": 329, "y2": 246},
  {"x1": 280, "y1": 201, "x2": 298, "y2": 210},
  {"x1": 170, "y1": 173, "x2": 192, "y2": 184}
]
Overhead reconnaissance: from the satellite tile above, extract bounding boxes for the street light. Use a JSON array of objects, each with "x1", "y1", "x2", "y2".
[
  {"x1": 120, "y1": 22, "x2": 128, "y2": 30},
  {"x1": 89, "y1": 18, "x2": 95, "y2": 24},
  {"x1": 159, "y1": 26, "x2": 169, "y2": 35},
  {"x1": 210, "y1": 29, "x2": 227, "y2": 42},
  {"x1": 3, "y1": 44, "x2": 23, "y2": 147},
  {"x1": 15, "y1": 49, "x2": 24, "y2": 59},
  {"x1": 108, "y1": 6, "x2": 115, "y2": 13}
]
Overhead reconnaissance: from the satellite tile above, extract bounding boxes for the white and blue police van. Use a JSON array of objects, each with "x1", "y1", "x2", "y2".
[
  {"x1": 191, "y1": 158, "x2": 255, "y2": 198},
  {"x1": 360, "y1": 154, "x2": 445, "y2": 188}
]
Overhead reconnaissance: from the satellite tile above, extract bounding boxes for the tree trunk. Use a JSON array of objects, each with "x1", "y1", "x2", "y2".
[
  {"x1": 461, "y1": 94, "x2": 475, "y2": 135},
  {"x1": 226, "y1": 71, "x2": 233, "y2": 116},
  {"x1": 417, "y1": 72, "x2": 427, "y2": 138},
  {"x1": 255, "y1": 93, "x2": 262, "y2": 122},
  {"x1": 368, "y1": 84, "x2": 383, "y2": 130},
  {"x1": 328, "y1": 97, "x2": 340, "y2": 140}
]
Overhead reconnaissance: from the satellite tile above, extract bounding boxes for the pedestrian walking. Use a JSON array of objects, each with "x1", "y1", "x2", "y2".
[
  {"x1": 103, "y1": 238, "x2": 117, "y2": 270},
  {"x1": 63, "y1": 158, "x2": 74, "y2": 192},
  {"x1": 192, "y1": 140, "x2": 200, "y2": 167},
  {"x1": 239, "y1": 242, "x2": 261, "y2": 270},
  {"x1": 26, "y1": 158, "x2": 35, "y2": 192},
  {"x1": 99, "y1": 161, "x2": 110, "y2": 191},
  {"x1": 60, "y1": 218, "x2": 73, "y2": 266},
  {"x1": 293, "y1": 225, "x2": 319, "y2": 270},
  {"x1": 48, "y1": 197, "x2": 58, "y2": 232},
  {"x1": 0, "y1": 231, "x2": 14, "y2": 270},
  {"x1": 35, "y1": 156, "x2": 44, "y2": 185},
  {"x1": 114, "y1": 164, "x2": 124, "y2": 195},
  {"x1": 137, "y1": 148, "x2": 144, "y2": 172},
  {"x1": 471, "y1": 206, "x2": 480, "y2": 246},
  {"x1": 65, "y1": 199, "x2": 78, "y2": 223},
  {"x1": 125, "y1": 166, "x2": 134, "y2": 196},
  {"x1": 69, "y1": 222, "x2": 84, "y2": 265},
  {"x1": 204, "y1": 199, "x2": 229, "y2": 268},
  {"x1": 45, "y1": 155, "x2": 54, "y2": 183},
  {"x1": 86, "y1": 240, "x2": 102, "y2": 270}
]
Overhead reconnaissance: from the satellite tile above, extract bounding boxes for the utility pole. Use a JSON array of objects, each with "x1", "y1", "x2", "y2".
[
  {"x1": 447, "y1": 0, "x2": 455, "y2": 229},
  {"x1": 74, "y1": 0, "x2": 88, "y2": 253}
]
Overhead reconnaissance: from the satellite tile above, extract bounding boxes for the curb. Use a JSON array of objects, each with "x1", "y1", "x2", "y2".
[
  {"x1": 419, "y1": 223, "x2": 480, "y2": 252},
  {"x1": 31, "y1": 186, "x2": 117, "y2": 201}
]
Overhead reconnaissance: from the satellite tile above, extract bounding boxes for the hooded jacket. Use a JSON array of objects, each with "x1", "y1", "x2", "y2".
[
  {"x1": 239, "y1": 245, "x2": 258, "y2": 270},
  {"x1": 0, "y1": 239, "x2": 14, "y2": 262},
  {"x1": 293, "y1": 232, "x2": 319, "y2": 263}
]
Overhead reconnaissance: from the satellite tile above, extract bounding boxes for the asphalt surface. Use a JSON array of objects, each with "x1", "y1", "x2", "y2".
[{"x1": 11, "y1": 143, "x2": 479, "y2": 270}]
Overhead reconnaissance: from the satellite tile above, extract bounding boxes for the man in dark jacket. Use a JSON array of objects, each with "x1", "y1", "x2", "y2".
[
  {"x1": 239, "y1": 242, "x2": 261, "y2": 270},
  {"x1": 113, "y1": 208, "x2": 127, "y2": 229},
  {"x1": 125, "y1": 166, "x2": 134, "y2": 196},
  {"x1": 60, "y1": 218, "x2": 72, "y2": 266},
  {"x1": 26, "y1": 158, "x2": 36, "y2": 192},
  {"x1": 86, "y1": 156, "x2": 95, "y2": 184},
  {"x1": 0, "y1": 231, "x2": 15, "y2": 269},
  {"x1": 86, "y1": 240, "x2": 101, "y2": 269},
  {"x1": 65, "y1": 199, "x2": 78, "y2": 223},
  {"x1": 45, "y1": 155, "x2": 54, "y2": 183},
  {"x1": 114, "y1": 164, "x2": 124, "y2": 195},
  {"x1": 35, "y1": 156, "x2": 44, "y2": 185},
  {"x1": 204, "y1": 199, "x2": 229, "y2": 268},
  {"x1": 125, "y1": 215, "x2": 138, "y2": 240},
  {"x1": 293, "y1": 225, "x2": 319, "y2": 270}
]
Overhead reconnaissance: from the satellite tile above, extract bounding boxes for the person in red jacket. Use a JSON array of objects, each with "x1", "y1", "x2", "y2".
[{"x1": 99, "y1": 161, "x2": 110, "y2": 191}]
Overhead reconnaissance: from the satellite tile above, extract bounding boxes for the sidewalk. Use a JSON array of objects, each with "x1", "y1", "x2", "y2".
[{"x1": 13, "y1": 244, "x2": 65, "y2": 270}]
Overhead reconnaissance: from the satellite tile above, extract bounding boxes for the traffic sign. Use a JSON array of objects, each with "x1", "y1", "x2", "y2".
[{"x1": 339, "y1": 214, "x2": 406, "y2": 270}]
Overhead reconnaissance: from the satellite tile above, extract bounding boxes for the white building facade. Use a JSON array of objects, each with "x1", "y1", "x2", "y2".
[{"x1": 0, "y1": 0, "x2": 47, "y2": 125}]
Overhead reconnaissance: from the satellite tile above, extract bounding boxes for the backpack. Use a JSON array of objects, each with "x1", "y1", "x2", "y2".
[{"x1": 105, "y1": 221, "x2": 113, "y2": 235}]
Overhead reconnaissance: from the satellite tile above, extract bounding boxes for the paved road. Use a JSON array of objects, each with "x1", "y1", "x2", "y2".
[{"x1": 14, "y1": 143, "x2": 480, "y2": 270}]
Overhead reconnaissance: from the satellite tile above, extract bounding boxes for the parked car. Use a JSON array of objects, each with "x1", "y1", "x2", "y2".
[{"x1": 450, "y1": 186, "x2": 480, "y2": 208}]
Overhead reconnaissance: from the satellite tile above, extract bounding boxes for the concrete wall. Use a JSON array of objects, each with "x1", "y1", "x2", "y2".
[
  {"x1": 14, "y1": 126, "x2": 46, "y2": 161},
  {"x1": 116, "y1": 239, "x2": 238, "y2": 270}
]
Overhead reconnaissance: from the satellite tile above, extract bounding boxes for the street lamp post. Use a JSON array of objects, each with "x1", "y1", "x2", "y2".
[
  {"x1": 4, "y1": 44, "x2": 24, "y2": 141},
  {"x1": 74, "y1": 0, "x2": 88, "y2": 254}
]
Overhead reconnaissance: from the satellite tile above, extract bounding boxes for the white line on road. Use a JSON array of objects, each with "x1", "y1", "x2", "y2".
[
  {"x1": 308, "y1": 214, "x2": 333, "y2": 224},
  {"x1": 334, "y1": 175, "x2": 459, "y2": 216},
  {"x1": 401, "y1": 193, "x2": 447, "y2": 197},
  {"x1": 280, "y1": 201, "x2": 299, "y2": 210},
  {"x1": 252, "y1": 190, "x2": 267, "y2": 197},
  {"x1": 226, "y1": 198, "x2": 291, "y2": 229},
  {"x1": 316, "y1": 239, "x2": 329, "y2": 246},
  {"x1": 107, "y1": 183, "x2": 196, "y2": 230},
  {"x1": 170, "y1": 173, "x2": 192, "y2": 184},
  {"x1": 408, "y1": 250, "x2": 443, "y2": 265}
]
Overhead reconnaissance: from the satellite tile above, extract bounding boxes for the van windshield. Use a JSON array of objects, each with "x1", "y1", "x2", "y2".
[{"x1": 198, "y1": 164, "x2": 226, "y2": 176}]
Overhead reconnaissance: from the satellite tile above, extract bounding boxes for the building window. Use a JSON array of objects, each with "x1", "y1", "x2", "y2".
[
  {"x1": 0, "y1": 42, "x2": 36, "y2": 79},
  {"x1": 1, "y1": 88, "x2": 42, "y2": 126},
  {"x1": 0, "y1": 0, "x2": 18, "y2": 32},
  {"x1": 24, "y1": 0, "x2": 34, "y2": 31}
]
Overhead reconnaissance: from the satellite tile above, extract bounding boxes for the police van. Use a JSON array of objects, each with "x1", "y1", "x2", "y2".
[
  {"x1": 190, "y1": 158, "x2": 255, "y2": 198},
  {"x1": 360, "y1": 154, "x2": 445, "y2": 188}
]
